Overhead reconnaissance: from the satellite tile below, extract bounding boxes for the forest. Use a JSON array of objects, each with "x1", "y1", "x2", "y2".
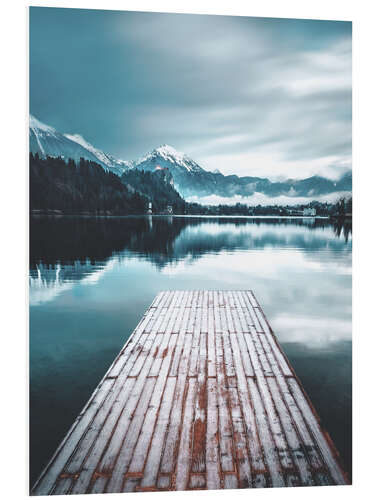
[
  {"x1": 29, "y1": 154, "x2": 352, "y2": 218},
  {"x1": 29, "y1": 154, "x2": 186, "y2": 215}
]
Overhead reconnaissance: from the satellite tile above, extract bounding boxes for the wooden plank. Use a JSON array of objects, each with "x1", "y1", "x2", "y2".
[
  {"x1": 227, "y1": 387, "x2": 253, "y2": 488},
  {"x1": 151, "y1": 291, "x2": 165, "y2": 309},
  {"x1": 175, "y1": 378, "x2": 197, "y2": 490},
  {"x1": 227, "y1": 325, "x2": 267, "y2": 486},
  {"x1": 259, "y1": 322, "x2": 293, "y2": 377},
  {"x1": 69, "y1": 314, "x2": 163, "y2": 495},
  {"x1": 172, "y1": 291, "x2": 189, "y2": 333},
  {"x1": 90, "y1": 334, "x2": 165, "y2": 492},
  {"x1": 257, "y1": 332, "x2": 332, "y2": 484},
  {"x1": 32, "y1": 300, "x2": 163, "y2": 495},
  {"x1": 126, "y1": 335, "x2": 178, "y2": 477},
  {"x1": 267, "y1": 377, "x2": 315, "y2": 486},
  {"x1": 221, "y1": 315, "x2": 236, "y2": 378},
  {"x1": 32, "y1": 377, "x2": 114, "y2": 495},
  {"x1": 251, "y1": 372, "x2": 299, "y2": 484},
  {"x1": 287, "y1": 378, "x2": 347, "y2": 485},
  {"x1": 226, "y1": 299, "x2": 254, "y2": 377},
  {"x1": 206, "y1": 378, "x2": 221, "y2": 490},
  {"x1": 224, "y1": 305, "x2": 235, "y2": 334},
  {"x1": 52, "y1": 477, "x2": 73, "y2": 495},
  {"x1": 159, "y1": 331, "x2": 193, "y2": 475},
  {"x1": 104, "y1": 376, "x2": 157, "y2": 492},
  {"x1": 248, "y1": 327, "x2": 273, "y2": 377},
  {"x1": 215, "y1": 333, "x2": 235, "y2": 473},
  {"x1": 224, "y1": 474, "x2": 238, "y2": 489},
  {"x1": 241, "y1": 292, "x2": 263, "y2": 333},
  {"x1": 140, "y1": 377, "x2": 177, "y2": 489},
  {"x1": 32, "y1": 290, "x2": 348, "y2": 495},
  {"x1": 207, "y1": 304, "x2": 216, "y2": 377},
  {"x1": 69, "y1": 377, "x2": 137, "y2": 494},
  {"x1": 247, "y1": 378, "x2": 285, "y2": 488},
  {"x1": 229, "y1": 331, "x2": 254, "y2": 378},
  {"x1": 189, "y1": 474, "x2": 206, "y2": 489},
  {"x1": 189, "y1": 306, "x2": 203, "y2": 377},
  {"x1": 191, "y1": 332, "x2": 207, "y2": 473}
]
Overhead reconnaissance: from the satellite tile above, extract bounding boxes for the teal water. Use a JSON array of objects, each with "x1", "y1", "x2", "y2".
[{"x1": 29, "y1": 216, "x2": 352, "y2": 486}]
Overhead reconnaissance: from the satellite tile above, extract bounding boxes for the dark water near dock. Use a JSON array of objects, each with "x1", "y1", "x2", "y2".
[{"x1": 29, "y1": 216, "x2": 352, "y2": 486}]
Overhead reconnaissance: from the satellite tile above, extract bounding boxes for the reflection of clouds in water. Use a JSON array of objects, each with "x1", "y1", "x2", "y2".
[
  {"x1": 29, "y1": 219, "x2": 351, "y2": 348},
  {"x1": 182, "y1": 220, "x2": 349, "y2": 241},
  {"x1": 271, "y1": 315, "x2": 351, "y2": 345},
  {"x1": 161, "y1": 247, "x2": 351, "y2": 278},
  {"x1": 30, "y1": 259, "x2": 117, "y2": 305},
  {"x1": 160, "y1": 249, "x2": 351, "y2": 347},
  {"x1": 80, "y1": 259, "x2": 116, "y2": 285},
  {"x1": 29, "y1": 267, "x2": 74, "y2": 306},
  {"x1": 172, "y1": 222, "x2": 351, "y2": 264}
]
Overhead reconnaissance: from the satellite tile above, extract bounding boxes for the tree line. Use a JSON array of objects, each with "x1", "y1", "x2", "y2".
[
  {"x1": 30, "y1": 154, "x2": 186, "y2": 215},
  {"x1": 29, "y1": 153, "x2": 352, "y2": 217}
]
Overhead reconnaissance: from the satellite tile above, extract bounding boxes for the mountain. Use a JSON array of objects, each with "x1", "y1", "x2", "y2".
[
  {"x1": 29, "y1": 154, "x2": 145, "y2": 214},
  {"x1": 29, "y1": 115, "x2": 132, "y2": 176},
  {"x1": 63, "y1": 133, "x2": 132, "y2": 176},
  {"x1": 30, "y1": 154, "x2": 187, "y2": 215},
  {"x1": 121, "y1": 167, "x2": 185, "y2": 212},
  {"x1": 133, "y1": 144, "x2": 352, "y2": 199},
  {"x1": 29, "y1": 116, "x2": 352, "y2": 202}
]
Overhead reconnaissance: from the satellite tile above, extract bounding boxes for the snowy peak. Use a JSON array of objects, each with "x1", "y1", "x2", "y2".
[
  {"x1": 30, "y1": 115, "x2": 57, "y2": 135},
  {"x1": 155, "y1": 144, "x2": 186, "y2": 162},
  {"x1": 29, "y1": 115, "x2": 132, "y2": 175},
  {"x1": 135, "y1": 144, "x2": 203, "y2": 173}
]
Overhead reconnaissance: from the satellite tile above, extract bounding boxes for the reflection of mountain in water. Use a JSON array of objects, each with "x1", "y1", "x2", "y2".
[{"x1": 30, "y1": 216, "x2": 352, "y2": 300}]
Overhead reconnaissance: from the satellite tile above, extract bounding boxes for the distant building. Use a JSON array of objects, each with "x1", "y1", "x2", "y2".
[
  {"x1": 147, "y1": 202, "x2": 152, "y2": 214},
  {"x1": 166, "y1": 205, "x2": 173, "y2": 215},
  {"x1": 303, "y1": 207, "x2": 316, "y2": 216}
]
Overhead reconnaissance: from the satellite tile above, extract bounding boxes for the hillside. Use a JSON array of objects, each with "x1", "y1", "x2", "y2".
[
  {"x1": 29, "y1": 116, "x2": 352, "y2": 203},
  {"x1": 29, "y1": 154, "x2": 187, "y2": 215}
]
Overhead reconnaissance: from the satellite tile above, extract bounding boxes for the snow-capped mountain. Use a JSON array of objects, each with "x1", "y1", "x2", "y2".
[
  {"x1": 132, "y1": 144, "x2": 351, "y2": 199},
  {"x1": 132, "y1": 144, "x2": 216, "y2": 195},
  {"x1": 29, "y1": 115, "x2": 352, "y2": 201},
  {"x1": 63, "y1": 133, "x2": 132, "y2": 175},
  {"x1": 135, "y1": 144, "x2": 204, "y2": 174},
  {"x1": 29, "y1": 115, "x2": 132, "y2": 175}
]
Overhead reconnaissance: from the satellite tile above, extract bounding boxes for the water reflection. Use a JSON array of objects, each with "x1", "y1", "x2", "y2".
[
  {"x1": 29, "y1": 215, "x2": 352, "y2": 485},
  {"x1": 29, "y1": 216, "x2": 352, "y2": 345},
  {"x1": 30, "y1": 215, "x2": 351, "y2": 287}
]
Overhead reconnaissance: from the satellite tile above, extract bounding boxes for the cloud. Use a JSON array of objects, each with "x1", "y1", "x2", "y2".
[
  {"x1": 186, "y1": 191, "x2": 352, "y2": 207},
  {"x1": 199, "y1": 151, "x2": 351, "y2": 180},
  {"x1": 30, "y1": 9, "x2": 351, "y2": 179}
]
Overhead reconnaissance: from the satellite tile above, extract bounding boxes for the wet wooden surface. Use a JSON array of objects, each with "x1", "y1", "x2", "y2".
[{"x1": 31, "y1": 290, "x2": 348, "y2": 495}]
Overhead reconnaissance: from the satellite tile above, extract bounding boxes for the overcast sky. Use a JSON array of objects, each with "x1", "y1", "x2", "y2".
[{"x1": 30, "y1": 7, "x2": 351, "y2": 180}]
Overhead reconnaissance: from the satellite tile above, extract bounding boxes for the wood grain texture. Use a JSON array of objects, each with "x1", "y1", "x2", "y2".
[{"x1": 31, "y1": 291, "x2": 348, "y2": 495}]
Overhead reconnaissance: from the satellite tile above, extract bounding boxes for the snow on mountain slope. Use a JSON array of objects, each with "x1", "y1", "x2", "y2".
[
  {"x1": 29, "y1": 115, "x2": 132, "y2": 175},
  {"x1": 64, "y1": 133, "x2": 133, "y2": 174},
  {"x1": 63, "y1": 133, "x2": 113, "y2": 168},
  {"x1": 30, "y1": 115, "x2": 57, "y2": 136},
  {"x1": 135, "y1": 144, "x2": 204, "y2": 173},
  {"x1": 29, "y1": 116, "x2": 352, "y2": 202}
]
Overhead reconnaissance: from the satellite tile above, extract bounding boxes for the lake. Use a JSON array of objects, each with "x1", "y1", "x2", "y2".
[{"x1": 29, "y1": 215, "x2": 352, "y2": 486}]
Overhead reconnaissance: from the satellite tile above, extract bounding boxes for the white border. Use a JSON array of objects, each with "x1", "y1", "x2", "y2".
[{"x1": 1, "y1": 1, "x2": 373, "y2": 499}]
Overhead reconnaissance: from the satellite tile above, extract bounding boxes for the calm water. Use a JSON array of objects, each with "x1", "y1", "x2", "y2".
[{"x1": 29, "y1": 216, "x2": 352, "y2": 486}]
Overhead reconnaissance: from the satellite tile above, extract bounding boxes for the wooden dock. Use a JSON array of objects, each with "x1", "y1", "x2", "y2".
[{"x1": 31, "y1": 290, "x2": 348, "y2": 495}]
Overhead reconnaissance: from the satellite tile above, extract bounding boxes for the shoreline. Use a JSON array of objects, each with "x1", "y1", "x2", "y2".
[{"x1": 30, "y1": 211, "x2": 334, "y2": 220}]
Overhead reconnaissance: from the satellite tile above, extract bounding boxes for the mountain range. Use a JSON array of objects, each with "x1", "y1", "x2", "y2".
[{"x1": 29, "y1": 115, "x2": 352, "y2": 202}]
